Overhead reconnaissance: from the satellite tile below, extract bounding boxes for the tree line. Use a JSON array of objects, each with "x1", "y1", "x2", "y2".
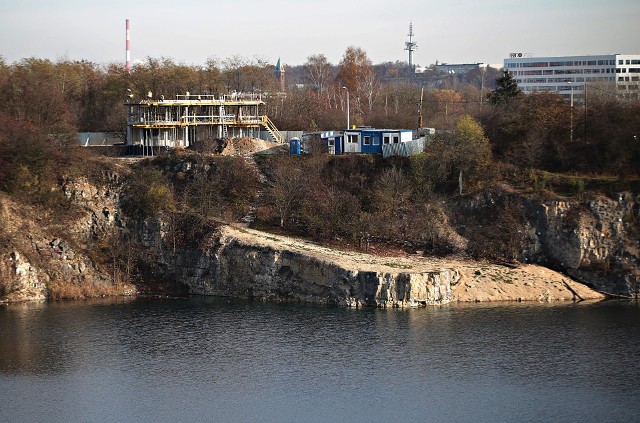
[
  {"x1": 0, "y1": 47, "x2": 638, "y2": 175},
  {"x1": 0, "y1": 48, "x2": 501, "y2": 134}
]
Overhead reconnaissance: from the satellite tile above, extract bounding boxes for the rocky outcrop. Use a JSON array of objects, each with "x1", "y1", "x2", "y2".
[
  {"x1": 528, "y1": 193, "x2": 640, "y2": 296},
  {"x1": 137, "y1": 222, "x2": 602, "y2": 307},
  {"x1": 455, "y1": 190, "x2": 639, "y2": 297},
  {"x1": 62, "y1": 173, "x2": 124, "y2": 239},
  {"x1": 0, "y1": 172, "x2": 135, "y2": 303},
  {"x1": 1, "y1": 251, "x2": 48, "y2": 302},
  {"x1": 137, "y1": 221, "x2": 460, "y2": 307},
  {"x1": 205, "y1": 237, "x2": 459, "y2": 307},
  {"x1": 0, "y1": 168, "x2": 625, "y2": 304},
  {"x1": 0, "y1": 232, "x2": 125, "y2": 302}
]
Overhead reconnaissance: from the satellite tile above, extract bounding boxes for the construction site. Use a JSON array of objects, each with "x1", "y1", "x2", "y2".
[{"x1": 125, "y1": 92, "x2": 283, "y2": 150}]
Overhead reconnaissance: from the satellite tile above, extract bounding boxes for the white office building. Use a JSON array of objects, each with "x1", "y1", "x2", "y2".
[{"x1": 504, "y1": 53, "x2": 640, "y2": 100}]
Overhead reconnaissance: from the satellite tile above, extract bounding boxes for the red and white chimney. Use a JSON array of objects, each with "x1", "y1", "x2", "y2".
[{"x1": 125, "y1": 19, "x2": 131, "y2": 73}]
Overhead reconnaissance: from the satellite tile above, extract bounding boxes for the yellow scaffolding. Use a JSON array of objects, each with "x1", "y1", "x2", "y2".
[{"x1": 126, "y1": 93, "x2": 283, "y2": 147}]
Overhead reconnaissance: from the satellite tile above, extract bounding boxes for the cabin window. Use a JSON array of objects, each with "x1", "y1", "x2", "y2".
[
  {"x1": 347, "y1": 134, "x2": 358, "y2": 143},
  {"x1": 328, "y1": 139, "x2": 335, "y2": 146},
  {"x1": 393, "y1": 135, "x2": 399, "y2": 144},
  {"x1": 383, "y1": 136, "x2": 390, "y2": 144},
  {"x1": 363, "y1": 136, "x2": 371, "y2": 145}
]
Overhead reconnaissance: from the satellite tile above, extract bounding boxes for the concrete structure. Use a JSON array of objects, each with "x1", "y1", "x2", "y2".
[
  {"x1": 504, "y1": 53, "x2": 640, "y2": 100},
  {"x1": 125, "y1": 92, "x2": 282, "y2": 150}
]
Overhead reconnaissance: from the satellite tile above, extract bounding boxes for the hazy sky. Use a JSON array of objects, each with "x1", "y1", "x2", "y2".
[{"x1": 1, "y1": 0, "x2": 638, "y2": 68}]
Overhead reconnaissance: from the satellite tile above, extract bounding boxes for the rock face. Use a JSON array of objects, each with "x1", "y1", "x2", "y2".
[
  {"x1": 205, "y1": 237, "x2": 459, "y2": 307},
  {"x1": 528, "y1": 193, "x2": 640, "y2": 296},
  {"x1": 2, "y1": 251, "x2": 48, "y2": 302},
  {"x1": 0, "y1": 172, "x2": 135, "y2": 303},
  {"x1": 455, "y1": 190, "x2": 639, "y2": 297},
  {"x1": 140, "y1": 224, "x2": 603, "y2": 307},
  {"x1": 62, "y1": 174, "x2": 124, "y2": 239},
  {"x1": 0, "y1": 167, "x2": 630, "y2": 304},
  {"x1": 138, "y1": 222, "x2": 459, "y2": 307}
]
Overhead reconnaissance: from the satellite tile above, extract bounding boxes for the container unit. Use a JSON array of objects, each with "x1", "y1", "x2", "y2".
[{"x1": 323, "y1": 128, "x2": 412, "y2": 155}]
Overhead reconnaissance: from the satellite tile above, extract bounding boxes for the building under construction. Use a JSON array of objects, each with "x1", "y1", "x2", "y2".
[{"x1": 125, "y1": 93, "x2": 282, "y2": 149}]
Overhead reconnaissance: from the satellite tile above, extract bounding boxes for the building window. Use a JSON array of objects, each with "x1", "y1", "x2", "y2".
[
  {"x1": 347, "y1": 134, "x2": 358, "y2": 143},
  {"x1": 619, "y1": 60, "x2": 624, "y2": 65},
  {"x1": 383, "y1": 136, "x2": 390, "y2": 144},
  {"x1": 393, "y1": 135, "x2": 399, "y2": 144},
  {"x1": 363, "y1": 136, "x2": 371, "y2": 145}
]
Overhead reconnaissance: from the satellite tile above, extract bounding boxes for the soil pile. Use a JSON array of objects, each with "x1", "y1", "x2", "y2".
[{"x1": 220, "y1": 137, "x2": 282, "y2": 156}]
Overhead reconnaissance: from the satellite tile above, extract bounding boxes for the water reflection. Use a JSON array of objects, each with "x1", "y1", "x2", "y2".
[{"x1": 1, "y1": 298, "x2": 639, "y2": 422}]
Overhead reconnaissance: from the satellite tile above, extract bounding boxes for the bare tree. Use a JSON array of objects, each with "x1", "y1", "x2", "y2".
[
  {"x1": 304, "y1": 54, "x2": 334, "y2": 105},
  {"x1": 373, "y1": 166, "x2": 413, "y2": 239},
  {"x1": 266, "y1": 158, "x2": 307, "y2": 228}
]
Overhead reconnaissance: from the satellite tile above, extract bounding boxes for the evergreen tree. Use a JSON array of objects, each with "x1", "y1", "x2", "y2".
[{"x1": 488, "y1": 70, "x2": 521, "y2": 105}]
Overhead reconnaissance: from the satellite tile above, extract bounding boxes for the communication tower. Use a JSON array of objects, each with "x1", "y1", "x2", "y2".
[{"x1": 405, "y1": 22, "x2": 417, "y2": 68}]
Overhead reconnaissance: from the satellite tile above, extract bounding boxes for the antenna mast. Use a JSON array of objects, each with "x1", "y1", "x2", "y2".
[{"x1": 405, "y1": 22, "x2": 417, "y2": 68}]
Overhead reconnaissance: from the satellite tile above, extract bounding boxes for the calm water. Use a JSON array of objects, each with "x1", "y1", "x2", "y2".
[{"x1": 1, "y1": 297, "x2": 639, "y2": 423}]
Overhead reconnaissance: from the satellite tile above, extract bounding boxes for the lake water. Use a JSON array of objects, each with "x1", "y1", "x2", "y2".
[{"x1": 1, "y1": 297, "x2": 639, "y2": 422}]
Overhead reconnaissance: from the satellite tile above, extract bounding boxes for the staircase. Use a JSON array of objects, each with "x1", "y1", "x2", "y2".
[
  {"x1": 220, "y1": 105, "x2": 228, "y2": 138},
  {"x1": 262, "y1": 115, "x2": 283, "y2": 143}
]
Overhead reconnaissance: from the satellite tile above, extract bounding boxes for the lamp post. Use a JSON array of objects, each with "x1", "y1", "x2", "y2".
[
  {"x1": 342, "y1": 86, "x2": 350, "y2": 129},
  {"x1": 568, "y1": 81, "x2": 574, "y2": 143}
]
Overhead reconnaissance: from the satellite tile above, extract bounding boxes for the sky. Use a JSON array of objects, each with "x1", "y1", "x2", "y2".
[{"x1": 0, "y1": 0, "x2": 638, "y2": 68}]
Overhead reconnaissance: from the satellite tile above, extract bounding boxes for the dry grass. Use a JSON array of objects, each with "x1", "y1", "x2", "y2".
[{"x1": 48, "y1": 280, "x2": 137, "y2": 300}]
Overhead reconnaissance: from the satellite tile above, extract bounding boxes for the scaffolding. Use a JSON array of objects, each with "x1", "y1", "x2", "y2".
[{"x1": 125, "y1": 93, "x2": 283, "y2": 149}]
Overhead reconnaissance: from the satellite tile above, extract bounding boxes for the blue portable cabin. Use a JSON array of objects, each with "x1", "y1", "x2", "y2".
[
  {"x1": 323, "y1": 128, "x2": 413, "y2": 155},
  {"x1": 320, "y1": 131, "x2": 342, "y2": 154}
]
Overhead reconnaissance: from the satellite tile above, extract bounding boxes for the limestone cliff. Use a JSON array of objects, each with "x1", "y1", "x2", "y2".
[
  {"x1": 0, "y1": 169, "x2": 632, "y2": 304},
  {"x1": 527, "y1": 193, "x2": 639, "y2": 296},
  {"x1": 0, "y1": 172, "x2": 135, "y2": 303},
  {"x1": 136, "y1": 222, "x2": 602, "y2": 306}
]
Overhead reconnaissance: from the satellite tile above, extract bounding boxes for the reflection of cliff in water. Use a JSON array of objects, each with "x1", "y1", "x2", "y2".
[{"x1": 0, "y1": 298, "x2": 136, "y2": 375}]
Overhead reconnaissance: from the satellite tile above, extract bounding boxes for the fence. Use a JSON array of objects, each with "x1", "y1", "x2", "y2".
[
  {"x1": 77, "y1": 132, "x2": 124, "y2": 146},
  {"x1": 382, "y1": 137, "x2": 429, "y2": 158}
]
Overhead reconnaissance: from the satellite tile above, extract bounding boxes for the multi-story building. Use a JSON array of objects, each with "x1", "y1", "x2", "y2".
[
  {"x1": 125, "y1": 93, "x2": 282, "y2": 152},
  {"x1": 504, "y1": 53, "x2": 640, "y2": 100}
]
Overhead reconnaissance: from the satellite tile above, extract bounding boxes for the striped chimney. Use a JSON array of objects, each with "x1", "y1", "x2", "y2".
[{"x1": 126, "y1": 19, "x2": 131, "y2": 73}]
